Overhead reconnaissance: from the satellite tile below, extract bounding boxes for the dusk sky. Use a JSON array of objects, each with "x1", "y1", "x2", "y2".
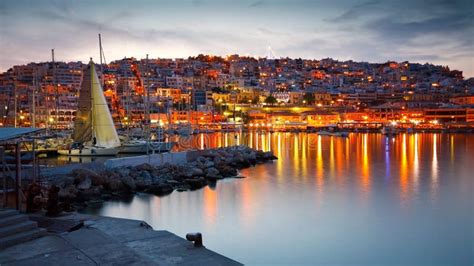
[{"x1": 1, "y1": 0, "x2": 473, "y2": 77}]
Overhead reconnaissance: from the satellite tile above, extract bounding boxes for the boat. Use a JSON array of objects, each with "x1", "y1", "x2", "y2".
[
  {"x1": 177, "y1": 124, "x2": 192, "y2": 136},
  {"x1": 58, "y1": 60, "x2": 121, "y2": 156},
  {"x1": 381, "y1": 126, "x2": 399, "y2": 135},
  {"x1": 193, "y1": 128, "x2": 215, "y2": 134},
  {"x1": 119, "y1": 138, "x2": 176, "y2": 153},
  {"x1": 318, "y1": 131, "x2": 349, "y2": 137}
]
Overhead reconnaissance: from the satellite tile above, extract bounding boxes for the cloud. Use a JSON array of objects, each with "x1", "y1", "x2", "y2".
[
  {"x1": 249, "y1": 0, "x2": 265, "y2": 8},
  {"x1": 327, "y1": 0, "x2": 381, "y2": 22}
]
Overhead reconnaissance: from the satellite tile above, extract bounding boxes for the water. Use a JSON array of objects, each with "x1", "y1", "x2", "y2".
[{"x1": 83, "y1": 133, "x2": 474, "y2": 265}]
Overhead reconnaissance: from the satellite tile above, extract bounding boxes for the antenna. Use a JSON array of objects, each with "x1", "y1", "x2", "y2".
[{"x1": 267, "y1": 46, "x2": 277, "y2": 59}]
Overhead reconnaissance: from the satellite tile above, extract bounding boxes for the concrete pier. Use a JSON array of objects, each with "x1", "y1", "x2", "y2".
[{"x1": 0, "y1": 212, "x2": 241, "y2": 265}]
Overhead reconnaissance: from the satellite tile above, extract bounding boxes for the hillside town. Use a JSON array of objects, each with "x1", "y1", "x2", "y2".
[{"x1": 1, "y1": 55, "x2": 474, "y2": 131}]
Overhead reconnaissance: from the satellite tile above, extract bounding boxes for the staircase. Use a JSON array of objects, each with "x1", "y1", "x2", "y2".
[{"x1": 0, "y1": 209, "x2": 46, "y2": 250}]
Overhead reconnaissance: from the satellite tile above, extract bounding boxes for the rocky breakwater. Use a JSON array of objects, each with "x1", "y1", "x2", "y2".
[{"x1": 53, "y1": 146, "x2": 277, "y2": 210}]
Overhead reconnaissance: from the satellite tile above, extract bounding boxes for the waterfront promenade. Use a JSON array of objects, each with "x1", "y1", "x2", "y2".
[{"x1": 0, "y1": 212, "x2": 241, "y2": 265}]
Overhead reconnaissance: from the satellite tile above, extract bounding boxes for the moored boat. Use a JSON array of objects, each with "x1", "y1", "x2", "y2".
[
  {"x1": 58, "y1": 60, "x2": 121, "y2": 156},
  {"x1": 318, "y1": 131, "x2": 349, "y2": 137}
]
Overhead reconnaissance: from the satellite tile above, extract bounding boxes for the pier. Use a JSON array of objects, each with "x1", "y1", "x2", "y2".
[{"x1": 0, "y1": 211, "x2": 241, "y2": 265}]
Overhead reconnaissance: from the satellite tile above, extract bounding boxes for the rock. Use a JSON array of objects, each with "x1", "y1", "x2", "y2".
[
  {"x1": 184, "y1": 167, "x2": 204, "y2": 178},
  {"x1": 57, "y1": 176, "x2": 74, "y2": 189},
  {"x1": 58, "y1": 185, "x2": 78, "y2": 200},
  {"x1": 72, "y1": 168, "x2": 101, "y2": 184},
  {"x1": 120, "y1": 175, "x2": 136, "y2": 191},
  {"x1": 115, "y1": 167, "x2": 130, "y2": 177},
  {"x1": 217, "y1": 165, "x2": 238, "y2": 177},
  {"x1": 145, "y1": 183, "x2": 174, "y2": 196},
  {"x1": 204, "y1": 160, "x2": 215, "y2": 168},
  {"x1": 135, "y1": 163, "x2": 154, "y2": 172},
  {"x1": 243, "y1": 151, "x2": 257, "y2": 164},
  {"x1": 107, "y1": 178, "x2": 125, "y2": 192},
  {"x1": 134, "y1": 171, "x2": 153, "y2": 190},
  {"x1": 205, "y1": 167, "x2": 220, "y2": 179},
  {"x1": 77, "y1": 186, "x2": 102, "y2": 202},
  {"x1": 76, "y1": 177, "x2": 92, "y2": 190},
  {"x1": 185, "y1": 177, "x2": 207, "y2": 190}
]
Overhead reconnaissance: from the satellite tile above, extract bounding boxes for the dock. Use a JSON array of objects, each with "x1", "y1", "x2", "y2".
[{"x1": 0, "y1": 212, "x2": 241, "y2": 265}]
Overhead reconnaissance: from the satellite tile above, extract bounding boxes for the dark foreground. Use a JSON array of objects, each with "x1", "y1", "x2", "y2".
[{"x1": 0, "y1": 211, "x2": 241, "y2": 265}]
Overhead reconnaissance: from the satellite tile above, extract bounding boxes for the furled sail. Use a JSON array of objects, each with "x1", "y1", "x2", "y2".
[
  {"x1": 72, "y1": 63, "x2": 93, "y2": 143},
  {"x1": 90, "y1": 62, "x2": 121, "y2": 148}
]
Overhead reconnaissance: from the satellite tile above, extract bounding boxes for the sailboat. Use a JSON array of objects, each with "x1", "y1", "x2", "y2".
[{"x1": 58, "y1": 59, "x2": 121, "y2": 156}]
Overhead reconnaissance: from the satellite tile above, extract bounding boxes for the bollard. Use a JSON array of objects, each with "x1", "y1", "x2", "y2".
[{"x1": 186, "y1": 232, "x2": 203, "y2": 247}]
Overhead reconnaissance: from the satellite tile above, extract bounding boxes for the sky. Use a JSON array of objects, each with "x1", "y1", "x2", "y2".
[{"x1": 1, "y1": 0, "x2": 473, "y2": 77}]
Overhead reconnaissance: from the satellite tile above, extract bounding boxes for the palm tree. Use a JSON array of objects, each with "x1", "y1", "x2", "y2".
[{"x1": 265, "y1": 96, "x2": 277, "y2": 106}]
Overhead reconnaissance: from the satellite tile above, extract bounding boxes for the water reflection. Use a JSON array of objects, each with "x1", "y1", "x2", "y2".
[{"x1": 85, "y1": 132, "x2": 474, "y2": 265}]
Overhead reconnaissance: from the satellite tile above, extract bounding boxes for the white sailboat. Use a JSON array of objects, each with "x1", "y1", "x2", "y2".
[{"x1": 58, "y1": 59, "x2": 121, "y2": 156}]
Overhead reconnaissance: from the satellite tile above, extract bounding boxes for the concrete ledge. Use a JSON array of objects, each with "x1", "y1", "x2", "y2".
[
  {"x1": 0, "y1": 212, "x2": 242, "y2": 265},
  {"x1": 104, "y1": 150, "x2": 200, "y2": 169}
]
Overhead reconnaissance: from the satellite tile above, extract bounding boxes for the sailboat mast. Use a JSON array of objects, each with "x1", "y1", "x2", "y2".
[
  {"x1": 145, "y1": 54, "x2": 150, "y2": 155},
  {"x1": 99, "y1": 34, "x2": 104, "y2": 86},
  {"x1": 32, "y1": 70, "x2": 36, "y2": 128},
  {"x1": 13, "y1": 78, "x2": 17, "y2": 128},
  {"x1": 90, "y1": 58, "x2": 95, "y2": 144},
  {"x1": 52, "y1": 49, "x2": 58, "y2": 130}
]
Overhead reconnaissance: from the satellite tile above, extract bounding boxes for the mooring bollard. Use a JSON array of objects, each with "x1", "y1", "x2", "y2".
[{"x1": 186, "y1": 232, "x2": 203, "y2": 247}]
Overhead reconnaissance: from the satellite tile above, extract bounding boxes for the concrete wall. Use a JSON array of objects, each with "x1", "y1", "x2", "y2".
[{"x1": 104, "y1": 150, "x2": 200, "y2": 169}]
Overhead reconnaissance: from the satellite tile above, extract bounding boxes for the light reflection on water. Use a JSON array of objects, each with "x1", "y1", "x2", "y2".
[{"x1": 83, "y1": 132, "x2": 474, "y2": 265}]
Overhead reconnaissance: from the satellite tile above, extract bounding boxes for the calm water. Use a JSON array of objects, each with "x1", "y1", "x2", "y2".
[{"x1": 83, "y1": 133, "x2": 474, "y2": 265}]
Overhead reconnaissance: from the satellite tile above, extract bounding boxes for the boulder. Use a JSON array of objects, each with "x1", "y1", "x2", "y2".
[
  {"x1": 185, "y1": 177, "x2": 207, "y2": 190},
  {"x1": 135, "y1": 163, "x2": 154, "y2": 172},
  {"x1": 107, "y1": 178, "x2": 125, "y2": 192},
  {"x1": 185, "y1": 167, "x2": 204, "y2": 178},
  {"x1": 72, "y1": 168, "x2": 101, "y2": 185},
  {"x1": 77, "y1": 186, "x2": 102, "y2": 202},
  {"x1": 205, "y1": 167, "x2": 220, "y2": 179},
  {"x1": 145, "y1": 183, "x2": 174, "y2": 196},
  {"x1": 57, "y1": 176, "x2": 74, "y2": 189},
  {"x1": 115, "y1": 167, "x2": 131, "y2": 177},
  {"x1": 76, "y1": 177, "x2": 92, "y2": 190},
  {"x1": 58, "y1": 185, "x2": 78, "y2": 200},
  {"x1": 120, "y1": 175, "x2": 136, "y2": 191},
  {"x1": 204, "y1": 160, "x2": 215, "y2": 169}
]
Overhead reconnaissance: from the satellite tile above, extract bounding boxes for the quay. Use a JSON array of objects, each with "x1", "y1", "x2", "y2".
[{"x1": 0, "y1": 210, "x2": 241, "y2": 265}]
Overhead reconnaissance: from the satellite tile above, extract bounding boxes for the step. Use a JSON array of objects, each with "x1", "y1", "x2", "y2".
[
  {"x1": 0, "y1": 220, "x2": 37, "y2": 238},
  {"x1": 0, "y1": 214, "x2": 28, "y2": 227},
  {"x1": 0, "y1": 209, "x2": 19, "y2": 219},
  {"x1": 0, "y1": 228, "x2": 46, "y2": 250}
]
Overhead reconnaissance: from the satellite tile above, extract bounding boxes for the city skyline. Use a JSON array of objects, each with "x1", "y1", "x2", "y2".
[{"x1": 1, "y1": 0, "x2": 473, "y2": 77}]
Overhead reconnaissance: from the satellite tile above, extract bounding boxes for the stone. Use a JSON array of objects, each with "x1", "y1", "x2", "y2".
[
  {"x1": 145, "y1": 183, "x2": 174, "y2": 196},
  {"x1": 58, "y1": 185, "x2": 78, "y2": 200},
  {"x1": 120, "y1": 175, "x2": 136, "y2": 191},
  {"x1": 76, "y1": 177, "x2": 92, "y2": 190},
  {"x1": 185, "y1": 167, "x2": 204, "y2": 178},
  {"x1": 107, "y1": 178, "x2": 125, "y2": 192},
  {"x1": 205, "y1": 167, "x2": 220, "y2": 179},
  {"x1": 185, "y1": 177, "x2": 207, "y2": 190},
  {"x1": 204, "y1": 160, "x2": 215, "y2": 168},
  {"x1": 72, "y1": 168, "x2": 101, "y2": 184},
  {"x1": 115, "y1": 167, "x2": 131, "y2": 177},
  {"x1": 135, "y1": 163, "x2": 154, "y2": 172},
  {"x1": 57, "y1": 176, "x2": 75, "y2": 189}
]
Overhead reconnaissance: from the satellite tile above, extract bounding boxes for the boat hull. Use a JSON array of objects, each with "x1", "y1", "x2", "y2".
[
  {"x1": 119, "y1": 142, "x2": 176, "y2": 154},
  {"x1": 57, "y1": 146, "x2": 119, "y2": 156}
]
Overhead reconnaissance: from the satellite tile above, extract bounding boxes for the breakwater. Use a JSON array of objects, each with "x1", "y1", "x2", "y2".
[{"x1": 50, "y1": 146, "x2": 277, "y2": 210}]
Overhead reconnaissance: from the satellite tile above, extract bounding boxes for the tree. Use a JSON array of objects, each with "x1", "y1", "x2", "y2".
[
  {"x1": 303, "y1": 93, "x2": 315, "y2": 105},
  {"x1": 265, "y1": 96, "x2": 277, "y2": 106},
  {"x1": 251, "y1": 96, "x2": 259, "y2": 104}
]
